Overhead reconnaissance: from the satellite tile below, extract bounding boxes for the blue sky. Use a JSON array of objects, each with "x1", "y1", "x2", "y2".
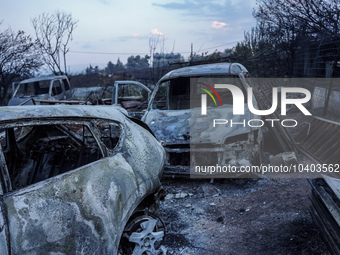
[{"x1": 0, "y1": 0, "x2": 257, "y2": 73}]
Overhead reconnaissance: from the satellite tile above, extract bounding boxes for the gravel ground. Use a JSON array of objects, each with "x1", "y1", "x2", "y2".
[{"x1": 159, "y1": 177, "x2": 329, "y2": 255}]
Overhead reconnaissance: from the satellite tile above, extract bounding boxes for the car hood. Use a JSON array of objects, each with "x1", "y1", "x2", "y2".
[{"x1": 143, "y1": 105, "x2": 256, "y2": 146}]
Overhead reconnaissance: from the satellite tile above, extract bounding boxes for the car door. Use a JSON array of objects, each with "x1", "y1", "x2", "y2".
[
  {"x1": 112, "y1": 81, "x2": 151, "y2": 119},
  {"x1": 0, "y1": 145, "x2": 10, "y2": 255},
  {"x1": 0, "y1": 120, "x2": 133, "y2": 254},
  {"x1": 50, "y1": 79, "x2": 65, "y2": 100},
  {"x1": 61, "y1": 78, "x2": 72, "y2": 100}
]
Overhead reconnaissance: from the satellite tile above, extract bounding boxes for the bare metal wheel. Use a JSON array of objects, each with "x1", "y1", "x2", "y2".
[{"x1": 119, "y1": 211, "x2": 167, "y2": 255}]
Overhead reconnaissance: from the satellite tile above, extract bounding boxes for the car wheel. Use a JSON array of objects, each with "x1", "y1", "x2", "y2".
[{"x1": 119, "y1": 211, "x2": 166, "y2": 255}]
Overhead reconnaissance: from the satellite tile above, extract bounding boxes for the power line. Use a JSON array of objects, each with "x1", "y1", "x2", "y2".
[
  {"x1": 69, "y1": 51, "x2": 148, "y2": 55},
  {"x1": 193, "y1": 41, "x2": 239, "y2": 53}
]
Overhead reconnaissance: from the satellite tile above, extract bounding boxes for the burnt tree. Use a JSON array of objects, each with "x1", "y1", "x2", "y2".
[
  {"x1": 31, "y1": 10, "x2": 78, "y2": 75},
  {"x1": 0, "y1": 25, "x2": 43, "y2": 105}
]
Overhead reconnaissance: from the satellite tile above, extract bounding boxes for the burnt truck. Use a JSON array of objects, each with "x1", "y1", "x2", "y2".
[
  {"x1": 141, "y1": 62, "x2": 263, "y2": 176},
  {"x1": 8, "y1": 75, "x2": 72, "y2": 106}
]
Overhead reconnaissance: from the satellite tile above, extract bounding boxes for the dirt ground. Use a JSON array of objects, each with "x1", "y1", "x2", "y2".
[
  {"x1": 159, "y1": 177, "x2": 329, "y2": 255},
  {"x1": 156, "y1": 111, "x2": 336, "y2": 255}
]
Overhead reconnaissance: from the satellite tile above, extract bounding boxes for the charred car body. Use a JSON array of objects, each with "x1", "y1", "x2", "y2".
[
  {"x1": 0, "y1": 105, "x2": 166, "y2": 254},
  {"x1": 71, "y1": 80, "x2": 151, "y2": 119},
  {"x1": 8, "y1": 75, "x2": 72, "y2": 106},
  {"x1": 142, "y1": 62, "x2": 263, "y2": 176}
]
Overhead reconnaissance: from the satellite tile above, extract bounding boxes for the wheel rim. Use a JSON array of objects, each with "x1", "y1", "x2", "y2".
[
  {"x1": 129, "y1": 218, "x2": 164, "y2": 254},
  {"x1": 120, "y1": 212, "x2": 166, "y2": 255}
]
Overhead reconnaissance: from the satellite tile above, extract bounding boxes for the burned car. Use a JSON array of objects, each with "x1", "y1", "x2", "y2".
[
  {"x1": 0, "y1": 105, "x2": 166, "y2": 254},
  {"x1": 8, "y1": 75, "x2": 72, "y2": 106},
  {"x1": 141, "y1": 62, "x2": 263, "y2": 176}
]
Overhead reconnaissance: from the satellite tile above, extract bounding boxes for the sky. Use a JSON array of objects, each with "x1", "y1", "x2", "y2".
[{"x1": 0, "y1": 0, "x2": 257, "y2": 73}]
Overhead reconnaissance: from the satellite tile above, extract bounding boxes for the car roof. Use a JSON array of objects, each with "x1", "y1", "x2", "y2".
[
  {"x1": 158, "y1": 62, "x2": 248, "y2": 82},
  {"x1": 19, "y1": 75, "x2": 68, "y2": 84},
  {"x1": 0, "y1": 105, "x2": 126, "y2": 123}
]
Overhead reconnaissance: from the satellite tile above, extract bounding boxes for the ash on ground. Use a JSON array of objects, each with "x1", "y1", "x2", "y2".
[
  {"x1": 158, "y1": 115, "x2": 333, "y2": 255},
  {"x1": 159, "y1": 178, "x2": 329, "y2": 255}
]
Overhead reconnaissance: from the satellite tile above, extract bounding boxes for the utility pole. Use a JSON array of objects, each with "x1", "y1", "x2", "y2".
[{"x1": 190, "y1": 43, "x2": 193, "y2": 63}]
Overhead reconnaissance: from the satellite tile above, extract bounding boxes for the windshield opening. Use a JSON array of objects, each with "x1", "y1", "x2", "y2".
[{"x1": 153, "y1": 75, "x2": 246, "y2": 110}]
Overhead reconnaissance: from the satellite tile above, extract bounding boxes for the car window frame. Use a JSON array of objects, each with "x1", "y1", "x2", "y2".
[
  {"x1": 0, "y1": 144, "x2": 12, "y2": 195},
  {"x1": 0, "y1": 118, "x2": 123, "y2": 195},
  {"x1": 150, "y1": 74, "x2": 248, "y2": 110},
  {"x1": 112, "y1": 81, "x2": 151, "y2": 105}
]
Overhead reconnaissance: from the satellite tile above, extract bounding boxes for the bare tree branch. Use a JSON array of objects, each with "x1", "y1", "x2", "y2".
[
  {"x1": 31, "y1": 10, "x2": 78, "y2": 75},
  {"x1": 0, "y1": 24, "x2": 43, "y2": 105}
]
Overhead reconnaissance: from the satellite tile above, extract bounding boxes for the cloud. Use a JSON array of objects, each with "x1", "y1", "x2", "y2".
[
  {"x1": 211, "y1": 21, "x2": 227, "y2": 29},
  {"x1": 152, "y1": 0, "x2": 256, "y2": 43},
  {"x1": 108, "y1": 33, "x2": 148, "y2": 42},
  {"x1": 152, "y1": 1, "x2": 194, "y2": 10},
  {"x1": 153, "y1": 0, "x2": 229, "y2": 18},
  {"x1": 152, "y1": 0, "x2": 256, "y2": 22},
  {"x1": 94, "y1": 0, "x2": 111, "y2": 5},
  {"x1": 80, "y1": 43, "x2": 95, "y2": 50},
  {"x1": 131, "y1": 33, "x2": 142, "y2": 38},
  {"x1": 151, "y1": 28, "x2": 164, "y2": 36}
]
